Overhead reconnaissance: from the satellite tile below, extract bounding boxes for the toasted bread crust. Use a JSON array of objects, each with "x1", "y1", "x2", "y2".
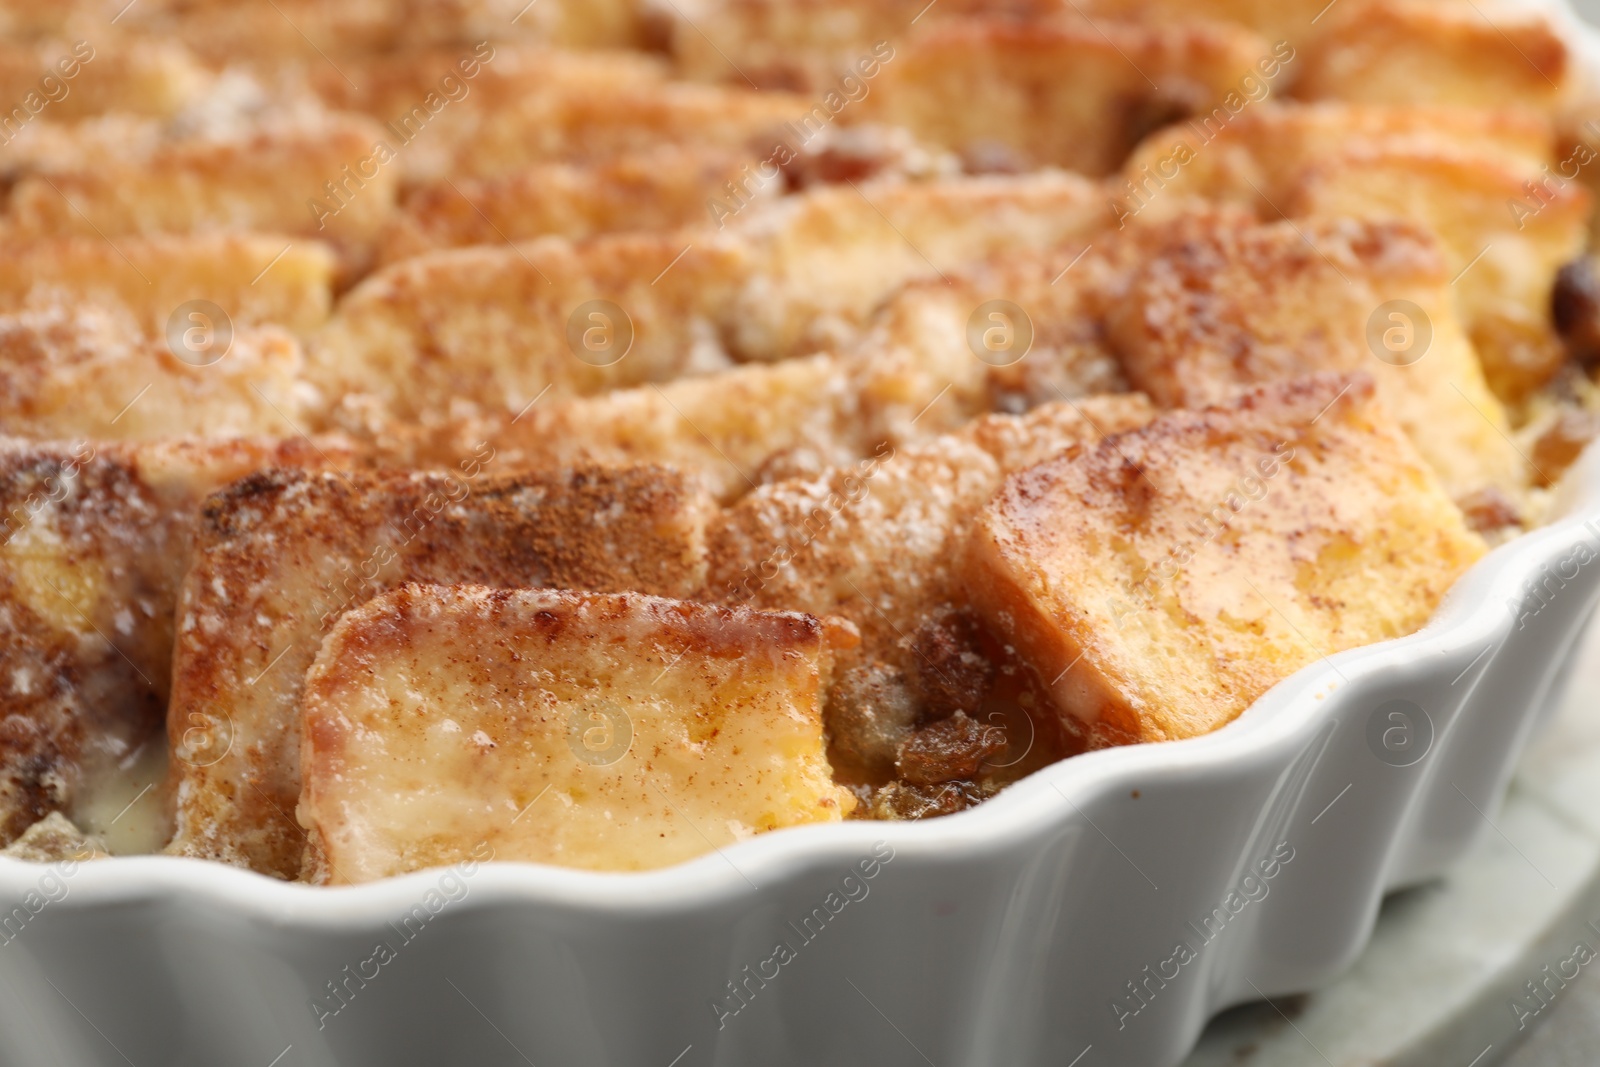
[
  {"x1": 1120, "y1": 101, "x2": 1558, "y2": 211},
  {"x1": 0, "y1": 306, "x2": 306, "y2": 441},
  {"x1": 167, "y1": 465, "x2": 716, "y2": 877},
  {"x1": 724, "y1": 172, "x2": 1121, "y2": 362},
  {"x1": 1284, "y1": 145, "x2": 1590, "y2": 404},
  {"x1": 306, "y1": 44, "x2": 666, "y2": 120},
  {"x1": 0, "y1": 234, "x2": 336, "y2": 337},
  {"x1": 704, "y1": 394, "x2": 1156, "y2": 679},
  {"x1": 312, "y1": 173, "x2": 1122, "y2": 422},
  {"x1": 299, "y1": 584, "x2": 853, "y2": 883},
  {"x1": 0, "y1": 435, "x2": 348, "y2": 845},
  {"x1": 376, "y1": 148, "x2": 758, "y2": 264},
  {"x1": 1121, "y1": 102, "x2": 1586, "y2": 408},
  {"x1": 451, "y1": 80, "x2": 806, "y2": 178},
  {"x1": 0, "y1": 36, "x2": 206, "y2": 119},
  {"x1": 865, "y1": 16, "x2": 1273, "y2": 176},
  {"x1": 1297, "y1": 0, "x2": 1568, "y2": 111},
  {"x1": 1107, "y1": 214, "x2": 1523, "y2": 499},
  {"x1": 7, "y1": 115, "x2": 398, "y2": 269},
  {"x1": 965, "y1": 374, "x2": 1485, "y2": 746},
  {"x1": 662, "y1": 0, "x2": 1058, "y2": 89},
  {"x1": 306, "y1": 233, "x2": 749, "y2": 421}
]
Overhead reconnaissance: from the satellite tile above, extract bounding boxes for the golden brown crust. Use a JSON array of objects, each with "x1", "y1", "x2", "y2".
[
  {"x1": 112, "y1": 0, "x2": 643, "y2": 60},
  {"x1": 0, "y1": 234, "x2": 336, "y2": 338},
  {"x1": 375, "y1": 148, "x2": 762, "y2": 265},
  {"x1": 167, "y1": 465, "x2": 717, "y2": 877},
  {"x1": 298, "y1": 583, "x2": 853, "y2": 883},
  {"x1": 451, "y1": 80, "x2": 807, "y2": 179},
  {"x1": 1121, "y1": 102, "x2": 1586, "y2": 410},
  {"x1": 6, "y1": 115, "x2": 398, "y2": 270},
  {"x1": 404, "y1": 353, "x2": 919, "y2": 506},
  {"x1": 311, "y1": 173, "x2": 1124, "y2": 423},
  {"x1": 964, "y1": 374, "x2": 1485, "y2": 746},
  {"x1": 306, "y1": 232, "x2": 750, "y2": 422},
  {"x1": 354, "y1": 208, "x2": 1233, "y2": 498},
  {"x1": 1107, "y1": 214, "x2": 1523, "y2": 499},
  {"x1": 1283, "y1": 145, "x2": 1591, "y2": 405},
  {"x1": 1080, "y1": 0, "x2": 1330, "y2": 44},
  {"x1": 866, "y1": 16, "x2": 1273, "y2": 176},
  {"x1": 1120, "y1": 101, "x2": 1558, "y2": 212},
  {"x1": 724, "y1": 172, "x2": 1121, "y2": 362},
  {"x1": 305, "y1": 43, "x2": 667, "y2": 120},
  {"x1": 703, "y1": 394, "x2": 1156, "y2": 680},
  {"x1": 853, "y1": 204, "x2": 1253, "y2": 413},
  {"x1": 961, "y1": 394, "x2": 1157, "y2": 474},
  {"x1": 0, "y1": 306, "x2": 306, "y2": 442},
  {"x1": 0, "y1": 434, "x2": 349, "y2": 846},
  {"x1": 0, "y1": 36, "x2": 206, "y2": 119},
  {"x1": 663, "y1": 0, "x2": 1056, "y2": 90},
  {"x1": 1296, "y1": 0, "x2": 1568, "y2": 112}
]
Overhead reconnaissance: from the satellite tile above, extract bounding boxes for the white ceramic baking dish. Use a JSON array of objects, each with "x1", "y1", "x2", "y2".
[{"x1": 8, "y1": 19, "x2": 1600, "y2": 1067}]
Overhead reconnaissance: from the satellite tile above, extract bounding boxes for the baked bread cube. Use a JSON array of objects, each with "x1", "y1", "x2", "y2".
[
  {"x1": 167, "y1": 466, "x2": 716, "y2": 878},
  {"x1": 1296, "y1": 0, "x2": 1568, "y2": 113},
  {"x1": 0, "y1": 306, "x2": 306, "y2": 442},
  {"x1": 843, "y1": 204, "x2": 1253, "y2": 414},
  {"x1": 1285, "y1": 147, "x2": 1589, "y2": 405},
  {"x1": 0, "y1": 0, "x2": 104, "y2": 39},
  {"x1": 375, "y1": 148, "x2": 758, "y2": 265},
  {"x1": 704, "y1": 394, "x2": 1155, "y2": 679},
  {"x1": 450, "y1": 80, "x2": 805, "y2": 179},
  {"x1": 0, "y1": 115, "x2": 167, "y2": 185},
  {"x1": 312, "y1": 173, "x2": 1121, "y2": 421},
  {"x1": 723, "y1": 172, "x2": 1120, "y2": 362},
  {"x1": 865, "y1": 16, "x2": 1273, "y2": 176},
  {"x1": 0, "y1": 234, "x2": 336, "y2": 337},
  {"x1": 306, "y1": 233, "x2": 749, "y2": 422},
  {"x1": 298, "y1": 584, "x2": 854, "y2": 883},
  {"x1": 1120, "y1": 103, "x2": 1587, "y2": 405},
  {"x1": 506, "y1": 0, "x2": 647, "y2": 47},
  {"x1": 130, "y1": 0, "x2": 642, "y2": 61},
  {"x1": 662, "y1": 0, "x2": 1053, "y2": 89},
  {"x1": 119, "y1": 2, "x2": 399, "y2": 62},
  {"x1": 1119, "y1": 102, "x2": 1557, "y2": 213},
  {"x1": 0, "y1": 435, "x2": 349, "y2": 846},
  {"x1": 307, "y1": 43, "x2": 666, "y2": 121},
  {"x1": 0, "y1": 811, "x2": 105, "y2": 862},
  {"x1": 364, "y1": 208, "x2": 1240, "y2": 499},
  {"x1": 7, "y1": 115, "x2": 399, "y2": 264},
  {"x1": 1108, "y1": 215, "x2": 1523, "y2": 501},
  {"x1": 964, "y1": 374, "x2": 1485, "y2": 747},
  {"x1": 1080, "y1": 0, "x2": 1333, "y2": 43},
  {"x1": 449, "y1": 324, "x2": 983, "y2": 505},
  {"x1": 304, "y1": 44, "x2": 669, "y2": 185},
  {"x1": 704, "y1": 393, "x2": 1152, "y2": 788},
  {"x1": 0, "y1": 37, "x2": 207, "y2": 119}
]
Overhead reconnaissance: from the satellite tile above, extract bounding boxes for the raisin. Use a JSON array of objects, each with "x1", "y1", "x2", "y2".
[
  {"x1": 827, "y1": 663, "x2": 919, "y2": 775},
  {"x1": 895, "y1": 710, "x2": 1007, "y2": 786},
  {"x1": 1553, "y1": 257, "x2": 1600, "y2": 369},
  {"x1": 1532, "y1": 408, "x2": 1600, "y2": 487},
  {"x1": 903, "y1": 607, "x2": 996, "y2": 719},
  {"x1": 1455, "y1": 485, "x2": 1522, "y2": 533}
]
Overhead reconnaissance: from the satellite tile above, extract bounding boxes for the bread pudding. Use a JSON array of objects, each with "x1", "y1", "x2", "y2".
[{"x1": 0, "y1": 0, "x2": 1595, "y2": 883}]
